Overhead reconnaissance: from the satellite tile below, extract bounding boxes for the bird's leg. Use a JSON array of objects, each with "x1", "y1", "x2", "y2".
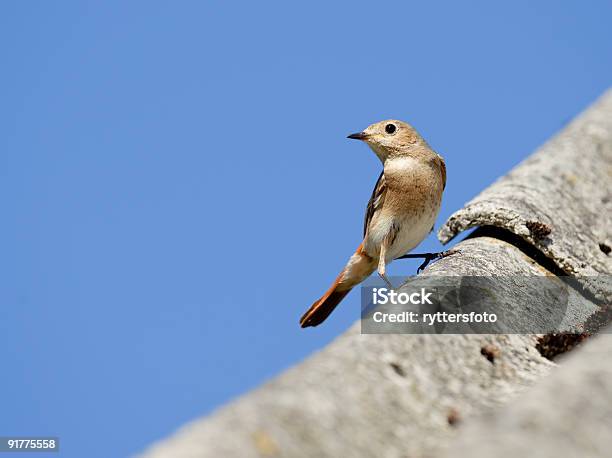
[
  {"x1": 396, "y1": 250, "x2": 460, "y2": 273},
  {"x1": 378, "y1": 241, "x2": 395, "y2": 290}
]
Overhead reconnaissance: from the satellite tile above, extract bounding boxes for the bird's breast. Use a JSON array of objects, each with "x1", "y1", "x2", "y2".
[{"x1": 364, "y1": 155, "x2": 444, "y2": 260}]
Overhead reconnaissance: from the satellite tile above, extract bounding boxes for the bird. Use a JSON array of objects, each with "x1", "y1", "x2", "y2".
[{"x1": 300, "y1": 120, "x2": 447, "y2": 328}]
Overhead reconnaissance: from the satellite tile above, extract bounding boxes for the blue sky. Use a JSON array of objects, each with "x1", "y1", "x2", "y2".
[{"x1": 1, "y1": 1, "x2": 611, "y2": 457}]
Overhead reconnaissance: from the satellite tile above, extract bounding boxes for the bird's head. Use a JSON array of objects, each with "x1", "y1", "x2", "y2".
[{"x1": 347, "y1": 119, "x2": 424, "y2": 162}]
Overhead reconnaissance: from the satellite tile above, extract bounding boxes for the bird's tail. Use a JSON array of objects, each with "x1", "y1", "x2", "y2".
[{"x1": 300, "y1": 243, "x2": 375, "y2": 328}]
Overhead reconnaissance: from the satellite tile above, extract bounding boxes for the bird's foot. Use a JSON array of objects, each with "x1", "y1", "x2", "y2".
[
  {"x1": 397, "y1": 249, "x2": 461, "y2": 273},
  {"x1": 378, "y1": 272, "x2": 396, "y2": 290}
]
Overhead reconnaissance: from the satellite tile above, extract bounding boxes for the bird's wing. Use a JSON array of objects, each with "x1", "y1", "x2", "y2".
[
  {"x1": 436, "y1": 154, "x2": 446, "y2": 190},
  {"x1": 363, "y1": 171, "x2": 387, "y2": 237}
]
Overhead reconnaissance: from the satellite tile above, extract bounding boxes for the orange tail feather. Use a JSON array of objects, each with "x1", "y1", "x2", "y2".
[
  {"x1": 300, "y1": 243, "x2": 375, "y2": 328},
  {"x1": 300, "y1": 275, "x2": 351, "y2": 328}
]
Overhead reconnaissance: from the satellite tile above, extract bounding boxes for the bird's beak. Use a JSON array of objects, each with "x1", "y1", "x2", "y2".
[{"x1": 347, "y1": 131, "x2": 368, "y2": 140}]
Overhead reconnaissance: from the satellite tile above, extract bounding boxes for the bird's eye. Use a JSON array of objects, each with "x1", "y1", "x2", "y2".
[{"x1": 385, "y1": 123, "x2": 396, "y2": 134}]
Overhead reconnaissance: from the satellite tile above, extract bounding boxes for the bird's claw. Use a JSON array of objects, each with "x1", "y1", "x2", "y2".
[{"x1": 416, "y1": 249, "x2": 462, "y2": 274}]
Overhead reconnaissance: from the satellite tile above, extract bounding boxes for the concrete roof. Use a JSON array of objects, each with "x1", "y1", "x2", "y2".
[{"x1": 139, "y1": 89, "x2": 612, "y2": 458}]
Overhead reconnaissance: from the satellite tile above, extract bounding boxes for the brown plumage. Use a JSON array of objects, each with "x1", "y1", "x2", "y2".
[
  {"x1": 300, "y1": 120, "x2": 446, "y2": 328},
  {"x1": 300, "y1": 243, "x2": 375, "y2": 327}
]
